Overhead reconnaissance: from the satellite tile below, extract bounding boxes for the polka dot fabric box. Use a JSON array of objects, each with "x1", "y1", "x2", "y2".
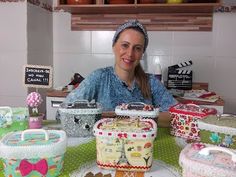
[
  {"x1": 169, "y1": 103, "x2": 217, "y2": 141},
  {"x1": 0, "y1": 129, "x2": 67, "y2": 177},
  {"x1": 179, "y1": 143, "x2": 236, "y2": 177},
  {"x1": 115, "y1": 102, "x2": 159, "y2": 119},
  {"x1": 59, "y1": 100, "x2": 102, "y2": 137},
  {"x1": 198, "y1": 114, "x2": 236, "y2": 149},
  {"x1": 93, "y1": 118, "x2": 157, "y2": 172}
]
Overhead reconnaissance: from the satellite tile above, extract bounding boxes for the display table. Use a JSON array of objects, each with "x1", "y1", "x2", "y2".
[{"x1": 0, "y1": 125, "x2": 182, "y2": 177}]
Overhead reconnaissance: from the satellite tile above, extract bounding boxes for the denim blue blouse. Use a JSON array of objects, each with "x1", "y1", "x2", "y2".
[{"x1": 64, "y1": 66, "x2": 177, "y2": 112}]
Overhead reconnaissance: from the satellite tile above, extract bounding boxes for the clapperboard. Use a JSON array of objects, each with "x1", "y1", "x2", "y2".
[{"x1": 167, "y1": 60, "x2": 193, "y2": 90}]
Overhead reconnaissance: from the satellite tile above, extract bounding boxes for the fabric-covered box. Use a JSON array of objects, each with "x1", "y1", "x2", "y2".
[
  {"x1": 0, "y1": 129, "x2": 67, "y2": 177},
  {"x1": 59, "y1": 100, "x2": 102, "y2": 137},
  {"x1": 179, "y1": 143, "x2": 236, "y2": 177},
  {"x1": 115, "y1": 102, "x2": 159, "y2": 119},
  {"x1": 0, "y1": 107, "x2": 29, "y2": 138},
  {"x1": 198, "y1": 114, "x2": 236, "y2": 149},
  {"x1": 93, "y1": 118, "x2": 157, "y2": 172},
  {"x1": 169, "y1": 103, "x2": 217, "y2": 141}
]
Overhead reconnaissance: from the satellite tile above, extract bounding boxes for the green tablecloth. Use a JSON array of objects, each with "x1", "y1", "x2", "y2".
[{"x1": 0, "y1": 128, "x2": 182, "y2": 177}]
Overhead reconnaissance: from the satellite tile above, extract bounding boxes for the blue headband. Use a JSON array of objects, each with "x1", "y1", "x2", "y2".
[{"x1": 112, "y1": 20, "x2": 149, "y2": 53}]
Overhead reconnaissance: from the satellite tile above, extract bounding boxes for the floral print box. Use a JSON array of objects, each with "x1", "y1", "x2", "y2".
[
  {"x1": 179, "y1": 143, "x2": 236, "y2": 177},
  {"x1": 0, "y1": 129, "x2": 67, "y2": 177},
  {"x1": 115, "y1": 102, "x2": 159, "y2": 119},
  {"x1": 169, "y1": 103, "x2": 217, "y2": 141},
  {"x1": 198, "y1": 114, "x2": 236, "y2": 149},
  {"x1": 93, "y1": 118, "x2": 157, "y2": 172}
]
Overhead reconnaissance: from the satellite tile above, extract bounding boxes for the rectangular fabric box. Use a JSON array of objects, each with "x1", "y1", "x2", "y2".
[
  {"x1": 59, "y1": 100, "x2": 102, "y2": 137},
  {"x1": 169, "y1": 103, "x2": 217, "y2": 141},
  {"x1": 0, "y1": 129, "x2": 67, "y2": 177},
  {"x1": 93, "y1": 118, "x2": 157, "y2": 172},
  {"x1": 179, "y1": 143, "x2": 236, "y2": 177},
  {"x1": 115, "y1": 102, "x2": 159, "y2": 119},
  {"x1": 0, "y1": 107, "x2": 29, "y2": 138},
  {"x1": 198, "y1": 114, "x2": 236, "y2": 149}
]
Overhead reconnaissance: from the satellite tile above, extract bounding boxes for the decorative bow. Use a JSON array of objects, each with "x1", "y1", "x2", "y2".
[
  {"x1": 19, "y1": 159, "x2": 48, "y2": 176},
  {"x1": 117, "y1": 133, "x2": 127, "y2": 139},
  {"x1": 192, "y1": 142, "x2": 206, "y2": 150}
]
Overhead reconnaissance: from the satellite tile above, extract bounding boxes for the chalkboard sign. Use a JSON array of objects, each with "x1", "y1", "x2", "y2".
[{"x1": 23, "y1": 65, "x2": 53, "y2": 88}]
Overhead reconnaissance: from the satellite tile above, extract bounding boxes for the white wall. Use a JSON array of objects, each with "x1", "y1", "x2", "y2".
[
  {"x1": 53, "y1": 12, "x2": 236, "y2": 114},
  {"x1": 0, "y1": 1, "x2": 28, "y2": 106},
  {"x1": 0, "y1": 0, "x2": 53, "y2": 114}
]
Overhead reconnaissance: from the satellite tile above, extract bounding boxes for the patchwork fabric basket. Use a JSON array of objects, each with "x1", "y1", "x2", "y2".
[
  {"x1": 179, "y1": 143, "x2": 236, "y2": 177},
  {"x1": 59, "y1": 100, "x2": 102, "y2": 137},
  {"x1": 0, "y1": 129, "x2": 67, "y2": 177},
  {"x1": 115, "y1": 102, "x2": 159, "y2": 119},
  {"x1": 93, "y1": 118, "x2": 157, "y2": 172},
  {"x1": 0, "y1": 107, "x2": 29, "y2": 138},
  {"x1": 169, "y1": 103, "x2": 217, "y2": 141},
  {"x1": 198, "y1": 114, "x2": 236, "y2": 149}
]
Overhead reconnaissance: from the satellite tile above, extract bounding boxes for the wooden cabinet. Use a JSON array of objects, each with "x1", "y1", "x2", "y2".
[{"x1": 55, "y1": 0, "x2": 222, "y2": 31}]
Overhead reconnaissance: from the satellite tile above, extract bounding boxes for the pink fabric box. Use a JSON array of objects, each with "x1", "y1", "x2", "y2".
[
  {"x1": 179, "y1": 143, "x2": 236, "y2": 177},
  {"x1": 169, "y1": 103, "x2": 217, "y2": 141}
]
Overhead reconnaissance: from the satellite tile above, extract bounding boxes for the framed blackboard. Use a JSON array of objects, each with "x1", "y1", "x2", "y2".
[{"x1": 23, "y1": 65, "x2": 53, "y2": 88}]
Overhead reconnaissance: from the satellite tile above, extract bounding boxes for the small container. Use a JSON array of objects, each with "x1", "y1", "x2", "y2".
[
  {"x1": 0, "y1": 107, "x2": 29, "y2": 138},
  {"x1": 59, "y1": 100, "x2": 102, "y2": 137},
  {"x1": 198, "y1": 114, "x2": 236, "y2": 149},
  {"x1": 115, "y1": 102, "x2": 159, "y2": 119},
  {"x1": 169, "y1": 103, "x2": 217, "y2": 141},
  {"x1": 93, "y1": 118, "x2": 157, "y2": 172},
  {"x1": 108, "y1": 0, "x2": 134, "y2": 4},
  {"x1": 67, "y1": 0, "x2": 94, "y2": 4},
  {"x1": 179, "y1": 143, "x2": 236, "y2": 177},
  {"x1": 0, "y1": 129, "x2": 67, "y2": 177},
  {"x1": 28, "y1": 113, "x2": 44, "y2": 129}
]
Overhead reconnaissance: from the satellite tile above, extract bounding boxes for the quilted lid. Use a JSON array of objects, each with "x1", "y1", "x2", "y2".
[
  {"x1": 115, "y1": 102, "x2": 159, "y2": 118},
  {"x1": 59, "y1": 100, "x2": 102, "y2": 114},
  {"x1": 169, "y1": 103, "x2": 217, "y2": 119},
  {"x1": 179, "y1": 143, "x2": 236, "y2": 177},
  {"x1": 0, "y1": 129, "x2": 67, "y2": 159},
  {"x1": 198, "y1": 114, "x2": 236, "y2": 135},
  {"x1": 93, "y1": 118, "x2": 157, "y2": 139}
]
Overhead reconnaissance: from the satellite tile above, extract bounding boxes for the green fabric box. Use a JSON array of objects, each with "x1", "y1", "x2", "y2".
[
  {"x1": 198, "y1": 114, "x2": 236, "y2": 149},
  {"x1": 0, "y1": 107, "x2": 29, "y2": 138}
]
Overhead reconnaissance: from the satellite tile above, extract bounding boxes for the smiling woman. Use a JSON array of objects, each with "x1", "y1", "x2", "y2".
[{"x1": 64, "y1": 20, "x2": 177, "y2": 127}]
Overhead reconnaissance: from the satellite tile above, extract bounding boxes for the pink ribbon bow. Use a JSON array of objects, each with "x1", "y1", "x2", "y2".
[
  {"x1": 19, "y1": 159, "x2": 48, "y2": 176},
  {"x1": 192, "y1": 142, "x2": 206, "y2": 150},
  {"x1": 117, "y1": 133, "x2": 127, "y2": 139}
]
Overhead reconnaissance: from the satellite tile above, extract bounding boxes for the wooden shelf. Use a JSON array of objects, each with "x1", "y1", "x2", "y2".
[
  {"x1": 55, "y1": 1, "x2": 222, "y2": 31},
  {"x1": 56, "y1": 2, "x2": 221, "y2": 14}
]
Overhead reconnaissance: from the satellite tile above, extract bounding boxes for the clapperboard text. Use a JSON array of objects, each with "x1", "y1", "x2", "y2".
[
  {"x1": 23, "y1": 65, "x2": 53, "y2": 88},
  {"x1": 167, "y1": 61, "x2": 193, "y2": 90}
]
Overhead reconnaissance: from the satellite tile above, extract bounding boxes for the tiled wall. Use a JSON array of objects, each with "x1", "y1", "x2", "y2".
[
  {"x1": 53, "y1": 12, "x2": 236, "y2": 114},
  {"x1": 1, "y1": 0, "x2": 236, "y2": 114}
]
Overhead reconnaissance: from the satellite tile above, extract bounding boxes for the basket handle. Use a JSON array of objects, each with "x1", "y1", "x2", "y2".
[
  {"x1": 199, "y1": 146, "x2": 236, "y2": 162},
  {"x1": 21, "y1": 129, "x2": 49, "y2": 141},
  {"x1": 0, "y1": 106, "x2": 13, "y2": 116},
  {"x1": 217, "y1": 114, "x2": 236, "y2": 120}
]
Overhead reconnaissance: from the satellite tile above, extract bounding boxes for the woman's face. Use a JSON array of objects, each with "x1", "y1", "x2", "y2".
[{"x1": 113, "y1": 28, "x2": 145, "y2": 73}]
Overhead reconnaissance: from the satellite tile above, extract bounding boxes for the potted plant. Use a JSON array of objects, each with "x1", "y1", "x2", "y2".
[{"x1": 26, "y1": 92, "x2": 44, "y2": 129}]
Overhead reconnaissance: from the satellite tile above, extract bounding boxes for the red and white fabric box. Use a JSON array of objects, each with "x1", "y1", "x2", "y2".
[
  {"x1": 93, "y1": 118, "x2": 157, "y2": 172},
  {"x1": 179, "y1": 143, "x2": 236, "y2": 177},
  {"x1": 115, "y1": 102, "x2": 159, "y2": 119},
  {"x1": 169, "y1": 103, "x2": 217, "y2": 141},
  {"x1": 0, "y1": 129, "x2": 67, "y2": 177}
]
